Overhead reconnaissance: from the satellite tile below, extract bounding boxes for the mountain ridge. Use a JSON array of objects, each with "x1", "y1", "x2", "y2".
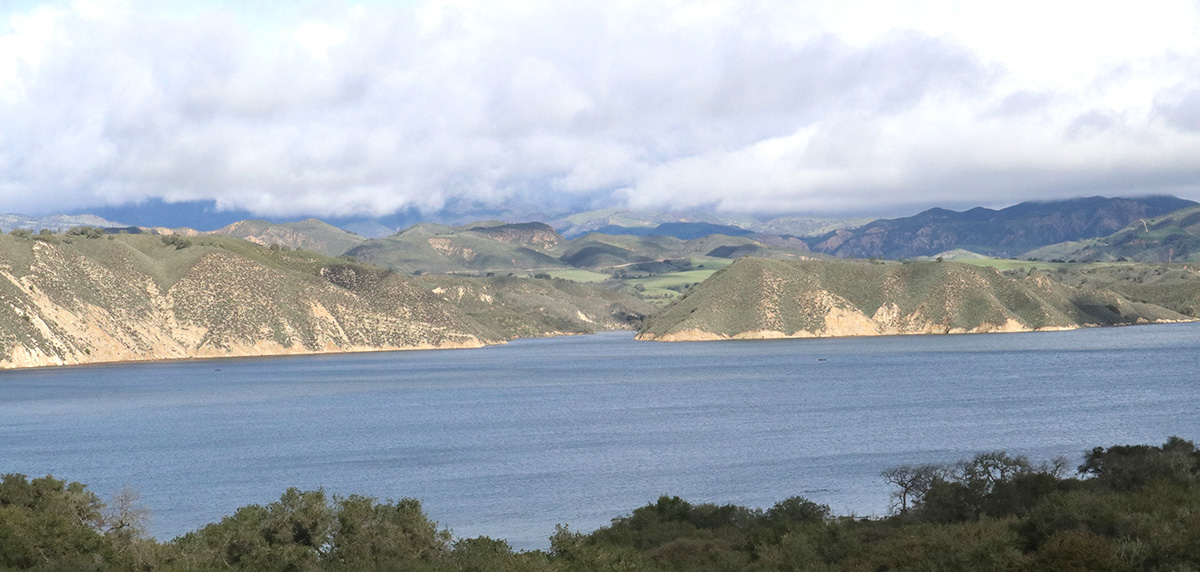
[
  {"x1": 1023, "y1": 205, "x2": 1200, "y2": 263},
  {"x1": 806, "y1": 196, "x2": 1198, "y2": 259}
]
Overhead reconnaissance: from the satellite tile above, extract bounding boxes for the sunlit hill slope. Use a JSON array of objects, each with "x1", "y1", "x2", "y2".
[
  {"x1": 0, "y1": 232, "x2": 499, "y2": 368},
  {"x1": 637, "y1": 258, "x2": 1188, "y2": 341}
]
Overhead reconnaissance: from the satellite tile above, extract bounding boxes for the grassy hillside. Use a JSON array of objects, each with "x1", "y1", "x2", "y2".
[
  {"x1": 205, "y1": 218, "x2": 367, "y2": 257},
  {"x1": 0, "y1": 232, "x2": 500, "y2": 368},
  {"x1": 417, "y1": 274, "x2": 656, "y2": 338},
  {"x1": 0, "y1": 228, "x2": 663, "y2": 368},
  {"x1": 346, "y1": 222, "x2": 568, "y2": 274},
  {"x1": 638, "y1": 258, "x2": 1187, "y2": 341},
  {"x1": 1024, "y1": 205, "x2": 1200, "y2": 263},
  {"x1": 1045, "y1": 263, "x2": 1200, "y2": 317},
  {"x1": 145, "y1": 219, "x2": 368, "y2": 257},
  {"x1": 345, "y1": 223, "x2": 814, "y2": 307}
]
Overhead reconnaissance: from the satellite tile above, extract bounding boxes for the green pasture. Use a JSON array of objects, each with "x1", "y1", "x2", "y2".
[
  {"x1": 952, "y1": 258, "x2": 1116, "y2": 272},
  {"x1": 625, "y1": 267, "x2": 723, "y2": 303},
  {"x1": 543, "y1": 269, "x2": 612, "y2": 283}
]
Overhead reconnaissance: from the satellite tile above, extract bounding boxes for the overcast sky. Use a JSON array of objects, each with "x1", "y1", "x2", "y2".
[{"x1": 3, "y1": 0, "x2": 1200, "y2": 219}]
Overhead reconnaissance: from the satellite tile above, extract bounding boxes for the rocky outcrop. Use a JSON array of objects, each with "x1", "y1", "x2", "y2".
[{"x1": 467, "y1": 222, "x2": 562, "y2": 248}]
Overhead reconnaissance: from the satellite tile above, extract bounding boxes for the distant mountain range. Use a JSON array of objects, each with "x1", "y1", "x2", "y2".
[
  {"x1": 0, "y1": 213, "x2": 127, "y2": 233},
  {"x1": 1023, "y1": 205, "x2": 1200, "y2": 263},
  {"x1": 584, "y1": 222, "x2": 756, "y2": 240},
  {"x1": 548, "y1": 210, "x2": 870, "y2": 239},
  {"x1": 13, "y1": 195, "x2": 1200, "y2": 268}
]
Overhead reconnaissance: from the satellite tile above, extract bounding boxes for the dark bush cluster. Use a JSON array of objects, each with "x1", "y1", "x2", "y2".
[
  {"x1": 160, "y1": 235, "x2": 193, "y2": 249},
  {"x1": 66, "y1": 226, "x2": 105, "y2": 239},
  {"x1": 4, "y1": 437, "x2": 1200, "y2": 571}
]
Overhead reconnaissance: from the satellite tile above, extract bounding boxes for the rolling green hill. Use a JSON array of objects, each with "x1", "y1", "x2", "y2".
[
  {"x1": 417, "y1": 274, "x2": 655, "y2": 338},
  {"x1": 345, "y1": 222, "x2": 569, "y2": 274},
  {"x1": 346, "y1": 223, "x2": 813, "y2": 281},
  {"x1": 205, "y1": 218, "x2": 367, "y2": 256},
  {"x1": 1044, "y1": 263, "x2": 1200, "y2": 317},
  {"x1": 141, "y1": 218, "x2": 367, "y2": 257},
  {"x1": 638, "y1": 258, "x2": 1188, "y2": 341}
]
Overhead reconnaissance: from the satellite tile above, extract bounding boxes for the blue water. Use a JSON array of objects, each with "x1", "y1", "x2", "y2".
[{"x1": 2, "y1": 324, "x2": 1200, "y2": 549}]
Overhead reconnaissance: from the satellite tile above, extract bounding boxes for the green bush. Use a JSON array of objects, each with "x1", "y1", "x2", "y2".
[
  {"x1": 160, "y1": 235, "x2": 193, "y2": 249},
  {"x1": 5, "y1": 438, "x2": 1200, "y2": 571},
  {"x1": 66, "y1": 226, "x2": 105, "y2": 239}
]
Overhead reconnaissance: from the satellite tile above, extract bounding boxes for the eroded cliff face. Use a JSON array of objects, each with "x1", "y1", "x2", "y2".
[
  {"x1": 0, "y1": 237, "x2": 497, "y2": 369},
  {"x1": 639, "y1": 303, "x2": 1063, "y2": 342},
  {"x1": 636, "y1": 258, "x2": 1191, "y2": 341},
  {"x1": 467, "y1": 222, "x2": 562, "y2": 249}
]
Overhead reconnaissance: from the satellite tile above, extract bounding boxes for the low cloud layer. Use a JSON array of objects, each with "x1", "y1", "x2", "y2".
[{"x1": 2, "y1": 0, "x2": 1200, "y2": 218}]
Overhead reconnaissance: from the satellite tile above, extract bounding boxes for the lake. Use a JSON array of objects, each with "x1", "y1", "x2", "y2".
[{"x1": 3, "y1": 323, "x2": 1200, "y2": 549}]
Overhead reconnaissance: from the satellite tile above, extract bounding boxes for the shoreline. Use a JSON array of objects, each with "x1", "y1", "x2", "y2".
[
  {"x1": 635, "y1": 317, "x2": 1198, "y2": 342},
  {"x1": 0, "y1": 327, "x2": 637, "y2": 372},
  {"x1": 0, "y1": 338, "x2": 497, "y2": 372},
  {"x1": 5, "y1": 318, "x2": 1197, "y2": 371}
]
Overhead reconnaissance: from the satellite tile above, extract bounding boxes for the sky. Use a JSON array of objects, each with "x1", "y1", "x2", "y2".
[{"x1": 2, "y1": 0, "x2": 1200, "y2": 221}]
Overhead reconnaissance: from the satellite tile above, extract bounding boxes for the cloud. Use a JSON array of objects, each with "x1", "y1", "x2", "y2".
[
  {"x1": 1156, "y1": 80, "x2": 1200, "y2": 133},
  {"x1": 1, "y1": 0, "x2": 1200, "y2": 218}
]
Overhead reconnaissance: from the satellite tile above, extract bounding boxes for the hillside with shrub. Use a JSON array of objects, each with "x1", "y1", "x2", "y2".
[
  {"x1": 0, "y1": 231, "x2": 648, "y2": 369},
  {"x1": 1024, "y1": 205, "x2": 1200, "y2": 263},
  {"x1": 637, "y1": 258, "x2": 1188, "y2": 341}
]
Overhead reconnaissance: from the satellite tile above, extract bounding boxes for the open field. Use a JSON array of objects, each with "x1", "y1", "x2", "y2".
[
  {"x1": 624, "y1": 264, "x2": 730, "y2": 303},
  {"x1": 935, "y1": 257, "x2": 1136, "y2": 272},
  {"x1": 543, "y1": 269, "x2": 612, "y2": 283}
]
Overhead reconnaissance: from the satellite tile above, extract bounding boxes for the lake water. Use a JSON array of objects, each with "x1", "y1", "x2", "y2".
[{"x1": 3, "y1": 324, "x2": 1200, "y2": 549}]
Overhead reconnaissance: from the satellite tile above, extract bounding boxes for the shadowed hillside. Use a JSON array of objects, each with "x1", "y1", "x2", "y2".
[
  {"x1": 638, "y1": 258, "x2": 1188, "y2": 341},
  {"x1": 1044, "y1": 263, "x2": 1200, "y2": 317},
  {"x1": 1025, "y1": 205, "x2": 1200, "y2": 263},
  {"x1": 807, "y1": 196, "x2": 1196, "y2": 259}
]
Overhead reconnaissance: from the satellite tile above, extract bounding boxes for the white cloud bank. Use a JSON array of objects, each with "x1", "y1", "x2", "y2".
[{"x1": 2, "y1": 0, "x2": 1200, "y2": 217}]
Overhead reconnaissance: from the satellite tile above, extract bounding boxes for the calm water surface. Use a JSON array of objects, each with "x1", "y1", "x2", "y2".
[{"x1": 3, "y1": 324, "x2": 1200, "y2": 549}]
